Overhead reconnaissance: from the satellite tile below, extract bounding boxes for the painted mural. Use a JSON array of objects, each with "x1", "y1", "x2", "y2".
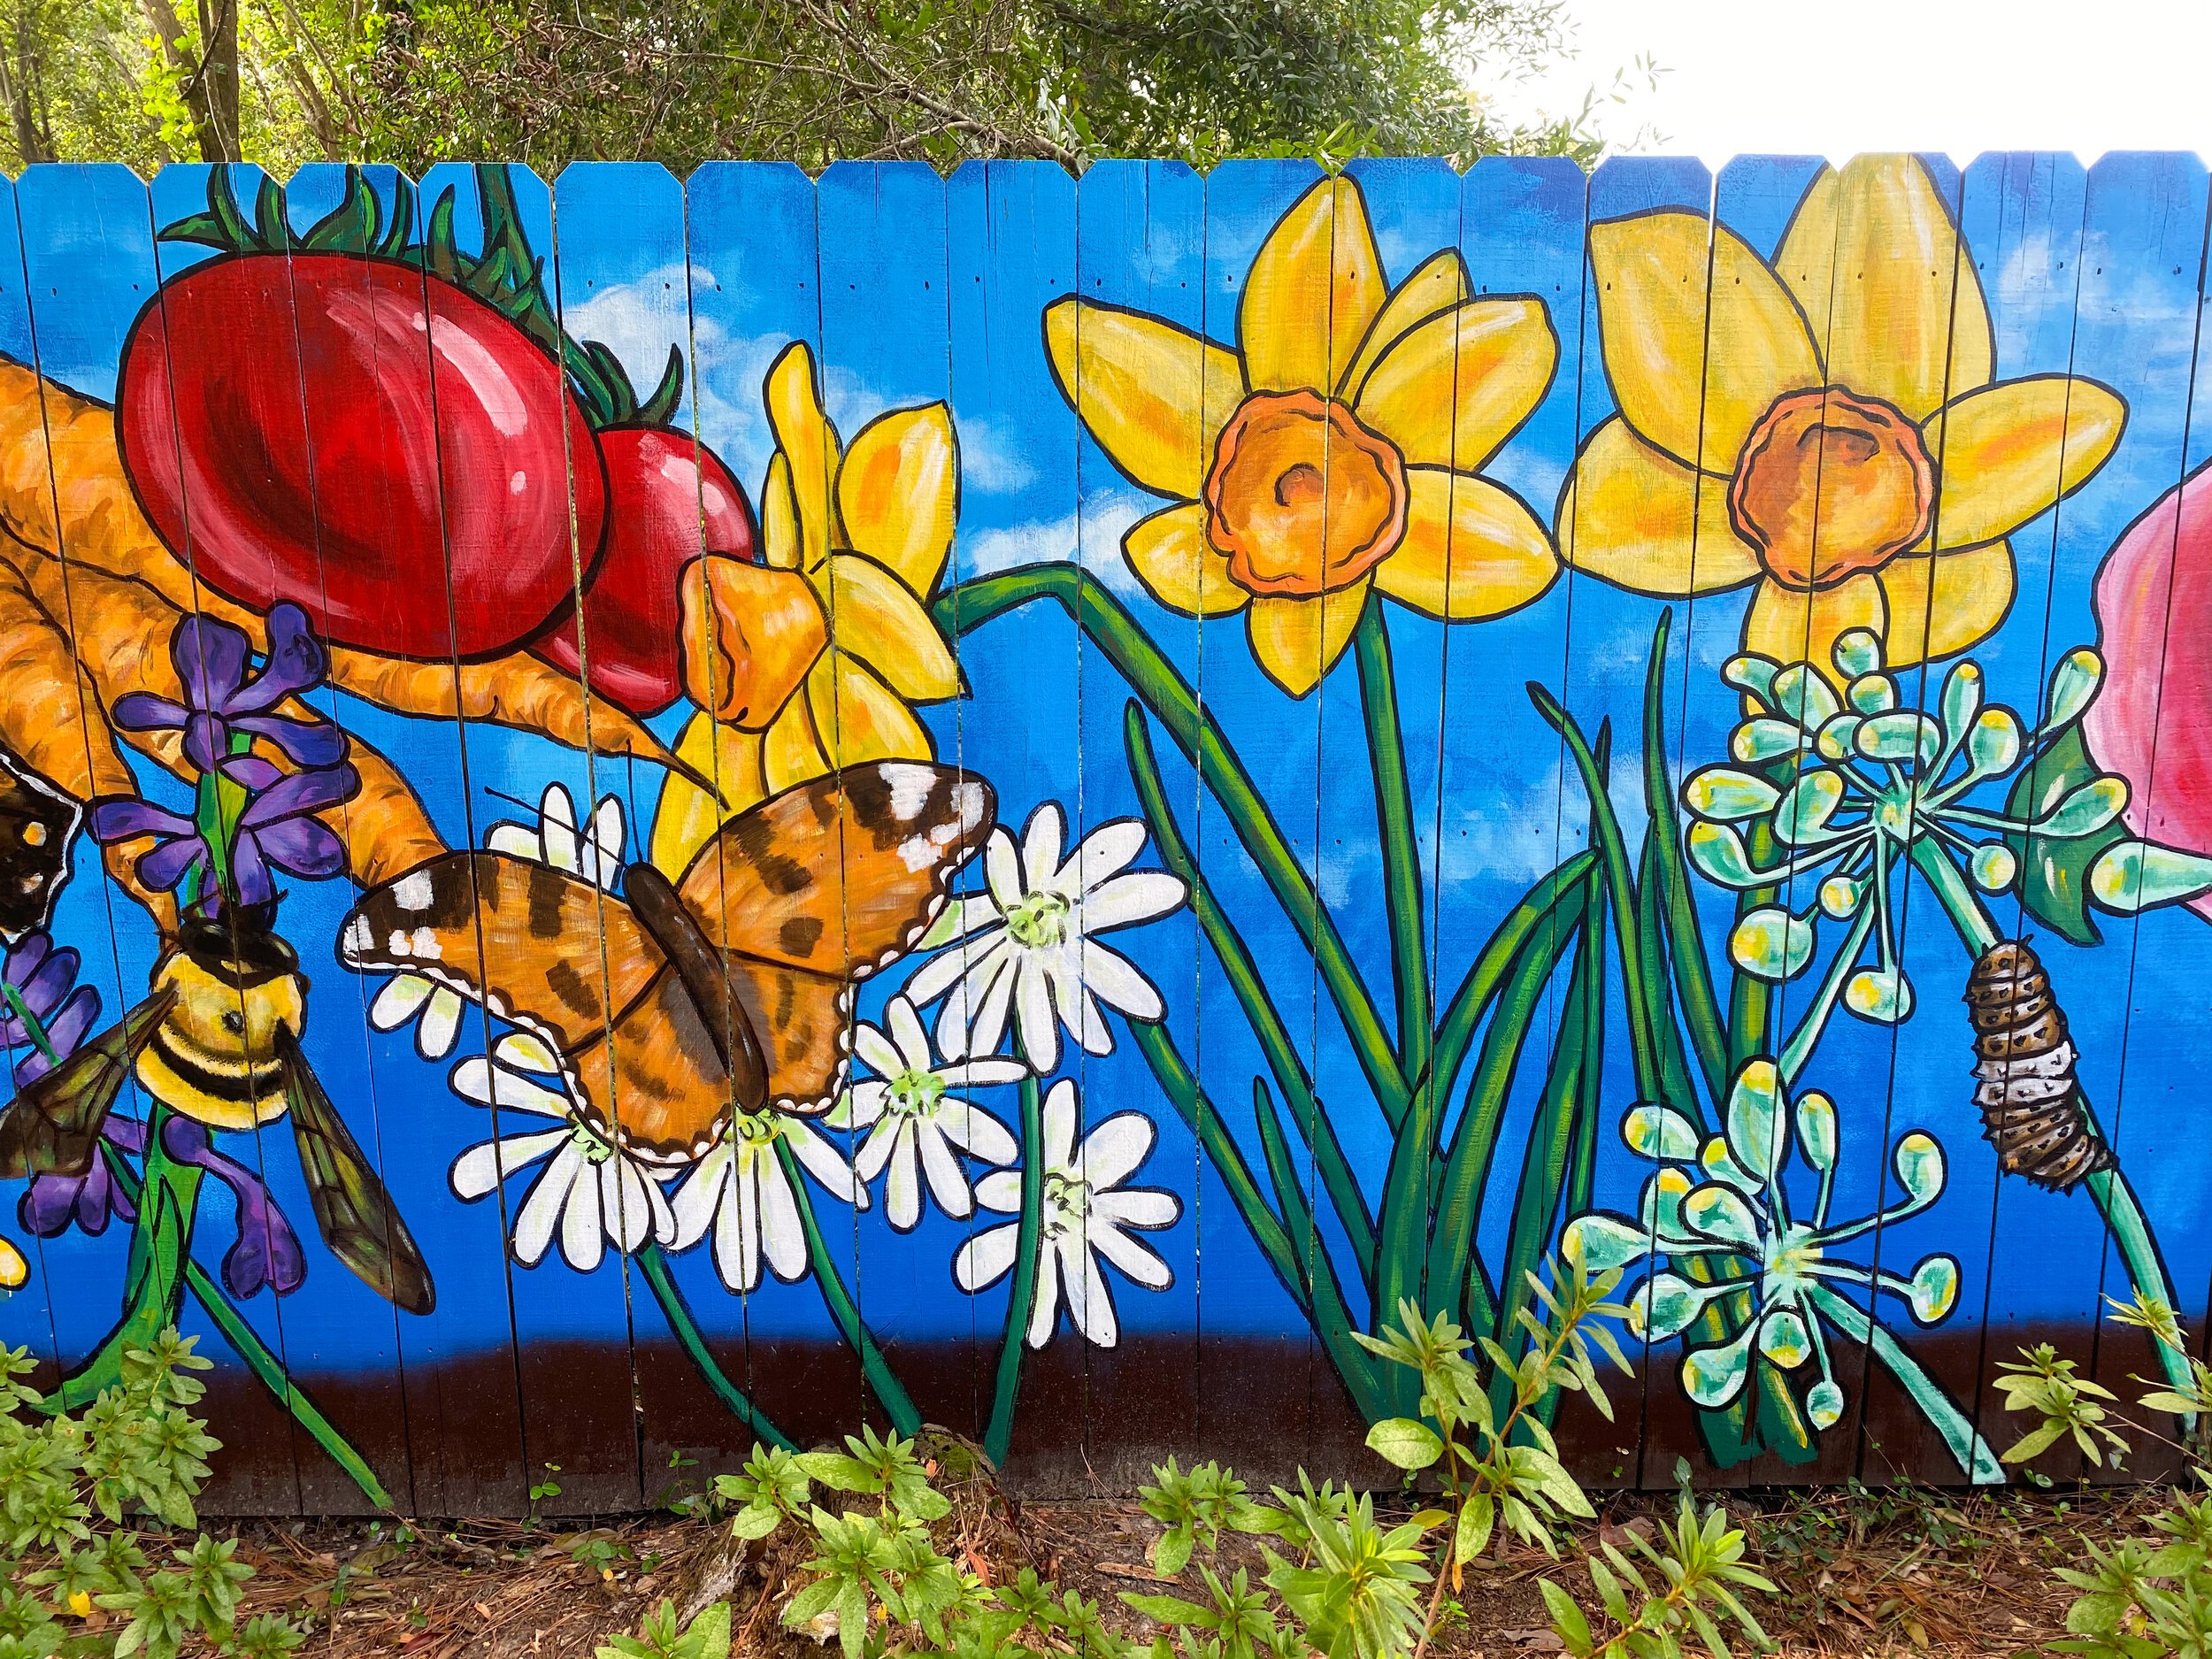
[{"x1": 2, "y1": 153, "x2": 2211, "y2": 1514}]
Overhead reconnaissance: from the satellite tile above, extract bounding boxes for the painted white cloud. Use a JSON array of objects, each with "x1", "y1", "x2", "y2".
[
  {"x1": 955, "y1": 415, "x2": 1041, "y2": 495},
  {"x1": 956, "y1": 486, "x2": 1153, "y2": 602}
]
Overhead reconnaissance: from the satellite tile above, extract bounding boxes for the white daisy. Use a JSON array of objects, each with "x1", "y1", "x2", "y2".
[
  {"x1": 669, "y1": 1108, "x2": 867, "y2": 1294},
  {"x1": 369, "y1": 968, "x2": 466, "y2": 1061},
  {"x1": 903, "y1": 803, "x2": 1185, "y2": 1072},
  {"x1": 488, "y1": 780, "x2": 627, "y2": 886},
  {"x1": 953, "y1": 1079, "x2": 1179, "y2": 1349},
  {"x1": 827, "y1": 995, "x2": 1023, "y2": 1231},
  {"x1": 448, "y1": 1031, "x2": 673, "y2": 1271},
  {"x1": 371, "y1": 783, "x2": 626, "y2": 1060}
]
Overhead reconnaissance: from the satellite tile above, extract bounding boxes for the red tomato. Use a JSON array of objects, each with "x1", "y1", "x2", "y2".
[
  {"x1": 531, "y1": 426, "x2": 757, "y2": 716},
  {"x1": 117, "y1": 252, "x2": 606, "y2": 661}
]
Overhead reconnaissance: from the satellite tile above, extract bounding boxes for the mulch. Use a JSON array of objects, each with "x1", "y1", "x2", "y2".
[{"x1": 29, "y1": 1470, "x2": 2163, "y2": 1656}]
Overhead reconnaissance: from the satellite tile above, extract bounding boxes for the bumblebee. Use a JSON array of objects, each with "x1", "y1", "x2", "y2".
[{"x1": 0, "y1": 905, "x2": 433, "y2": 1313}]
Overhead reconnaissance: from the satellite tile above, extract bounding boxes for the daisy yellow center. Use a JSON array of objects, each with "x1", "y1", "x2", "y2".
[
  {"x1": 1727, "y1": 387, "x2": 1935, "y2": 591},
  {"x1": 886, "y1": 1068, "x2": 947, "y2": 1119},
  {"x1": 1202, "y1": 389, "x2": 1409, "y2": 597},
  {"x1": 570, "y1": 1122, "x2": 615, "y2": 1166},
  {"x1": 731, "y1": 1109, "x2": 781, "y2": 1148},
  {"x1": 1005, "y1": 888, "x2": 1072, "y2": 949},
  {"x1": 1041, "y1": 1171, "x2": 1090, "y2": 1236}
]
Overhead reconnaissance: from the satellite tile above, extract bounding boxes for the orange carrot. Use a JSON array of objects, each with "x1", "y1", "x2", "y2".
[
  {"x1": 0, "y1": 541, "x2": 447, "y2": 892},
  {"x1": 0, "y1": 561, "x2": 177, "y2": 928}
]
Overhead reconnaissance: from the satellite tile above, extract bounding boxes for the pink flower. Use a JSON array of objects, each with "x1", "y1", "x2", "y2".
[{"x1": 2085, "y1": 457, "x2": 2212, "y2": 919}]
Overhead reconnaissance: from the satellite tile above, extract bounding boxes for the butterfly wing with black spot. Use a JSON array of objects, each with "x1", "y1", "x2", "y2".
[
  {"x1": 0, "y1": 989, "x2": 173, "y2": 1179},
  {"x1": 676, "y1": 762, "x2": 995, "y2": 1115},
  {"x1": 338, "y1": 852, "x2": 665, "y2": 1053},
  {"x1": 277, "y1": 1026, "x2": 434, "y2": 1314},
  {"x1": 0, "y1": 749, "x2": 83, "y2": 937}
]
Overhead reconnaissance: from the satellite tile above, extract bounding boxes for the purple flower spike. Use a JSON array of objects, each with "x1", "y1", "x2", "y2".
[
  {"x1": 89, "y1": 796, "x2": 207, "y2": 896},
  {"x1": 2, "y1": 928, "x2": 102, "y2": 1087},
  {"x1": 160, "y1": 1115, "x2": 305, "y2": 1299},
  {"x1": 232, "y1": 764, "x2": 358, "y2": 908},
  {"x1": 113, "y1": 603, "x2": 344, "y2": 776},
  {"x1": 19, "y1": 1118, "x2": 143, "y2": 1240},
  {"x1": 89, "y1": 763, "x2": 359, "y2": 909}
]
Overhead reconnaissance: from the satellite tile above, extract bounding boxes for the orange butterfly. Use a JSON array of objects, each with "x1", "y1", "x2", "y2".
[{"x1": 337, "y1": 762, "x2": 995, "y2": 1161}]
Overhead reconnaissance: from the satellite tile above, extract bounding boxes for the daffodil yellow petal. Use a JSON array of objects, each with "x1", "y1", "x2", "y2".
[
  {"x1": 0, "y1": 1235, "x2": 23, "y2": 1289},
  {"x1": 765, "y1": 342, "x2": 840, "y2": 570},
  {"x1": 1591, "y1": 212, "x2": 1819, "y2": 474},
  {"x1": 1123, "y1": 503, "x2": 1248, "y2": 618},
  {"x1": 833, "y1": 404, "x2": 957, "y2": 596},
  {"x1": 1246, "y1": 580, "x2": 1367, "y2": 699},
  {"x1": 1557, "y1": 417, "x2": 1762, "y2": 596},
  {"x1": 1355, "y1": 297, "x2": 1557, "y2": 472},
  {"x1": 808, "y1": 651, "x2": 933, "y2": 769},
  {"x1": 1878, "y1": 542, "x2": 2014, "y2": 667},
  {"x1": 761, "y1": 451, "x2": 802, "y2": 571},
  {"x1": 1377, "y1": 468, "x2": 1557, "y2": 620},
  {"x1": 1043, "y1": 298, "x2": 1241, "y2": 501},
  {"x1": 1340, "y1": 247, "x2": 1469, "y2": 398},
  {"x1": 823, "y1": 551, "x2": 960, "y2": 702},
  {"x1": 1924, "y1": 376, "x2": 2127, "y2": 549},
  {"x1": 650, "y1": 711, "x2": 771, "y2": 879},
  {"x1": 763, "y1": 691, "x2": 832, "y2": 795},
  {"x1": 1240, "y1": 175, "x2": 1386, "y2": 394},
  {"x1": 1778, "y1": 157, "x2": 1992, "y2": 419},
  {"x1": 1742, "y1": 572, "x2": 1886, "y2": 681}
]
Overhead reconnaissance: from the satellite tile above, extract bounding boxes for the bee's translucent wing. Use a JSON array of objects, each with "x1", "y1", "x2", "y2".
[
  {"x1": 0, "y1": 989, "x2": 173, "y2": 1179},
  {"x1": 276, "y1": 1028, "x2": 434, "y2": 1314}
]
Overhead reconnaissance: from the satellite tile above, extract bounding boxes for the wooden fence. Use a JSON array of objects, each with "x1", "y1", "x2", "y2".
[{"x1": 2, "y1": 154, "x2": 2210, "y2": 1515}]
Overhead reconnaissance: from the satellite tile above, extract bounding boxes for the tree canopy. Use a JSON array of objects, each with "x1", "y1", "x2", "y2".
[{"x1": 0, "y1": 0, "x2": 1652, "y2": 174}]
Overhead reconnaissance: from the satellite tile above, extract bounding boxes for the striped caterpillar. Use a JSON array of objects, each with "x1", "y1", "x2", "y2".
[{"x1": 1963, "y1": 938, "x2": 2116, "y2": 1193}]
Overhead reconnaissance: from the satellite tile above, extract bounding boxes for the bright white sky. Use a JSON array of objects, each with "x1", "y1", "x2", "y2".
[{"x1": 1474, "y1": 0, "x2": 2212, "y2": 165}]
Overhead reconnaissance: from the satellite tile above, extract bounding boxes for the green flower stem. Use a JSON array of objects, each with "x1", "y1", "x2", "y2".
[
  {"x1": 1486, "y1": 918, "x2": 1598, "y2": 1427},
  {"x1": 634, "y1": 1244, "x2": 794, "y2": 1452},
  {"x1": 1527, "y1": 684, "x2": 1661, "y2": 1106},
  {"x1": 53, "y1": 1106, "x2": 201, "y2": 1410},
  {"x1": 1909, "y1": 837, "x2": 2002, "y2": 956},
  {"x1": 1640, "y1": 610, "x2": 1728, "y2": 1102},
  {"x1": 771, "y1": 1137, "x2": 920, "y2": 1435},
  {"x1": 1635, "y1": 830, "x2": 1703, "y2": 1122},
  {"x1": 1419, "y1": 873, "x2": 1594, "y2": 1340},
  {"x1": 1806, "y1": 1285, "x2": 2003, "y2": 1484},
  {"x1": 1907, "y1": 838, "x2": 2193, "y2": 1404},
  {"x1": 1727, "y1": 818, "x2": 1788, "y2": 1073},
  {"x1": 1123, "y1": 702, "x2": 1377, "y2": 1286},
  {"x1": 2, "y1": 979, "x2": 55, "y2": 1067},
  {"x1": 1126, "y1": 1018, "x2": 1384, "y2": 1418},
  {"x1": 1352, "y1": 595, "x2": 1431, "y2": 1089},
  {"x1": 935, "y1": 565, "x2": 1409, "y2": 1127},
  {"x1": 983, "y1": 1072, "x2": 1046, "y2": 1468},
  {"x1": 1777, "y1": 896, "x2": 1880, "y2": 1087},
  {"x1": 1423, "y1": 851, "x2": 1599, "y2": 1133},
  {"x1": 1248, "y1": 1078, "x2": 1369, "y2": 1393},
  {"x1": 92, "y1": 1141, "x2": 394, "y2": 1506}
]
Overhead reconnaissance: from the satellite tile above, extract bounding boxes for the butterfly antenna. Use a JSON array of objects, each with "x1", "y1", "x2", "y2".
[{"x1": 480, "y1": 785, "x2": 626, "y2": 869}]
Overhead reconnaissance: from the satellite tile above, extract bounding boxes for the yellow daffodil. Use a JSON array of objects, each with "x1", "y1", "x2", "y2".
[
  {"x1": 1044, "y1": 173, "x2": 1560, "y2": 698},
  {"x1": 650, "y1": 342, "x2": 961, "y2": 874},
  {"x1": 1561, "y1": 155, "x2": 2126, "y2": 680},
  {"x1": 0, "y1": 1233, "x2": 24, "y2": 1290}
]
